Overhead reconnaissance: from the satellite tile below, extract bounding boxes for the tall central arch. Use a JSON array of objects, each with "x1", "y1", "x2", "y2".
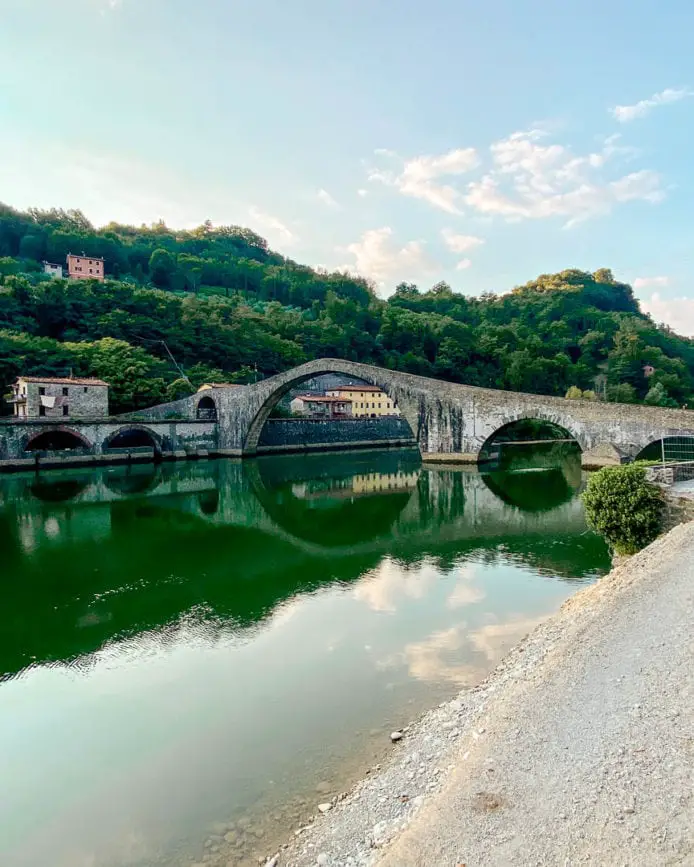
[{"x1": 242, "y1": 361, "x2": 421, "y2": 455}]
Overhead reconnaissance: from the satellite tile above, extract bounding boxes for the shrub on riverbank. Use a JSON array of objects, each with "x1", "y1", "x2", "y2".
[{"x1": 582, "y1": 464, "x2": 664, "y2": 555}]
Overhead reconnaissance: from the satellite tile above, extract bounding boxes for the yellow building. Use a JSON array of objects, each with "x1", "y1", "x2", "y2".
[{"x1": 325, "y1": 385, "x2": 400, "y2": 417}]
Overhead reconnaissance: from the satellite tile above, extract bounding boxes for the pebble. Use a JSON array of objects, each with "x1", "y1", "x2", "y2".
[
  {"x1": 390, "y1": 731, "x2": 404, "y2": 742},
  {"x1": 317, "y1": 803, "x2": 333, "y2": 814}
]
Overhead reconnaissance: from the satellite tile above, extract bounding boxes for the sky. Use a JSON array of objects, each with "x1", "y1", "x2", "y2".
[{"x1": 2, "y1": 0, "x2": 694, "y2": 333}]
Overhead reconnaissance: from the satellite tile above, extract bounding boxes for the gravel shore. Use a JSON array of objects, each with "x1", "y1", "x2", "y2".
[{"x1": 278, "y1": 522, "x2": 694, "y2": 867}]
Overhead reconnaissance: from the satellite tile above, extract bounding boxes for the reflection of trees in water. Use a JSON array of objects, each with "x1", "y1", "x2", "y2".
[{"x1": 0, "y1": 448, "x2": 609, "y2": 680}]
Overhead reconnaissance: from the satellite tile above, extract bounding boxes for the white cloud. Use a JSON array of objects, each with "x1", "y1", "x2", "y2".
[
  {"x1": 611, "y1": 87, "x2": 691, "y2": 122},
  {"x1": 336, "y1": 227, "x2": 437, "y2": 295},
  {"x1": 441, "y1": 228, "x2": 485, "y2": 253},
  {"x1": 248, "y1": 206, "x2": 296, "y2": 245},
  {"x1": 357, "y1": 189, "x2": 368, "y2": 197},
  {"x1": 317, "y1": 188, "x2": 338, "y2": 208},
  {"x1": 464, "y1": 129, "x2": 664, "y2": 226},
  {"x1": 456, "y1": 258, "x2": 472, "y2": 271},
  {"x1": 366, "y1": 128, "x2": 662, "y2": 227},
  {"x1": 640, "y1": 292, "x2": 694, "y2": 337},
  {"x1": 369, "y1": 147, "x2": 479, "y2": 214},
  {"x1": 633, "y1": 276, "x2": 670, "y2": 290}
]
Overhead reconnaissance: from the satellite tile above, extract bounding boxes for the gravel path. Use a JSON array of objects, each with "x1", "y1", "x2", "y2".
[{"x1": 280, "y1": 522, "x2": 694, "y2": 867}]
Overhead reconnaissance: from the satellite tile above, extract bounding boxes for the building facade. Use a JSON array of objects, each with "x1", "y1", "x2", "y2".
[
  {"x1": 289, "y1": 394, "x2": 353, "y2": 418},
  {"x1": 325, "y1": 384, "x2": 400, "y2": 417},
  {"x1": 11, "y1": 376, "x2": 109, "y2": 419},
  {"x1": 43, "y1": 261, "x2": 63, "y2": 278},
  {"x1": 66, "y1": 254, "x2": 105, "y2": 281}
]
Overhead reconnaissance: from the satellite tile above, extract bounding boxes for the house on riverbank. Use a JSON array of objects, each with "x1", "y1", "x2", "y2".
[{"x1": 10, "y1": 376, "x2": 109, "y2": 419}]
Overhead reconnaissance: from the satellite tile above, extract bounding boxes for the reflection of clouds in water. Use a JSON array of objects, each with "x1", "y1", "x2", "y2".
[
  {"x1": 468, "y1": 615, "x2": 548, "y2": 661},
  {"x1": 403, "y1": 626, "x2": 481, "y2": 687},
  {"x1": 353, "y1": 557, "x2": 437, "y2": 613},
  {"x1": 355, "y1": 558, "x2": 483, "y2": 614},
  {"x1": 446, "y1": 567, "x2": 484, "y2": 609},
  {"x1": 390, "y1": 614, "x2": 549, "y2": 687}
]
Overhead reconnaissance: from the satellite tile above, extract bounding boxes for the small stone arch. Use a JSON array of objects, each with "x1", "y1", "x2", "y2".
[
  {"x1": 24, "y1": 427, "x2": 93, "y2": 452},
  {"x1": 196, "y1": 394, "x2": 218, "y2": 421},
  {"x1": 103, "y1": 425, "x2": 163, "y2": 455},
  {"x1": 634, "y1": 434, "x2": 694, "y2": 463},
  {"x1": 476, "y1": 413, "x2": 584, "y2": 462},
  {"x1": 242, "y1": 360, "x2": 420, "y2": 455}
]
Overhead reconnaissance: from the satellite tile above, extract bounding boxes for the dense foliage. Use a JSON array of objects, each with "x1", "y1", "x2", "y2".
[
  {"x1": 1, "y1": 203, "x2": 694, "y2": 414},
  {"x1": 582, "y1": 464, "x2": 664, "y2": 554}
]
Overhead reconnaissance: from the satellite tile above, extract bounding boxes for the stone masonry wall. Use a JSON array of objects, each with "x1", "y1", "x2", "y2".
[{"x1": 257, "y1": 417, "x2": 414, "y2": 450}]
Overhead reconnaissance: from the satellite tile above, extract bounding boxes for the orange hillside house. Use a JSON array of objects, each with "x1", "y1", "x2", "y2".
[{"x1": 66, "y1": 253, "x2": 105, "y2": 281}]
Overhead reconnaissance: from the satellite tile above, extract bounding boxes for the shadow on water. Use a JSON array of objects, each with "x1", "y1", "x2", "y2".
[{"x1": 0, "y1": 449, "x2": 610, "y2": 683}]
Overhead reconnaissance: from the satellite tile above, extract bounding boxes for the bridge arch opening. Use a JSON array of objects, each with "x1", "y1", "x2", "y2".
[
  {"x1": 478, "y1": 418, "x2": 581, "y2": 469},
  {"x1": 196, "y1": 395, "x2": 217, "y2": 421},
  {"x1": 635, "y1": 436, "x2": 694, "y2": 463},
  {"x1": 25, "y1": 429, "x2": 92, "y2": 452},
  {"x1": 104, "y1": 426, "x2": 162, "y2": 455},
  {"x1": 245, "y1": 369, "x2": 418, "y2": 455}
]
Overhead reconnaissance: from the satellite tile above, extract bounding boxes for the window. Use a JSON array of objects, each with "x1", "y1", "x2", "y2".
[
  {"x1": 372, "y1": 402, "x2": 375, "y2": 408},
  {"x1": 39, "y1": 387, "x2": 45, "y2": 395},
  {"x1": 63, "y1": 405, "x2": 69, "y2": 417},
  {"x1": 39, "y1": 406, "x2": 45, "y2": 417},
  {"x1": 62, "y1": 387, "x2": 68, "y2": 396},
  {"x1": 89, "y1": 268, "x2": 93, "y2": 274},
  {"x1": 83, "y1": 386, "x2": 88, "y2": 393}
]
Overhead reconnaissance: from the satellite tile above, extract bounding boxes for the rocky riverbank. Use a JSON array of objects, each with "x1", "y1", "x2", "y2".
[{"x1": 274, "y1": 521, "x2": 694, "y2": 866}]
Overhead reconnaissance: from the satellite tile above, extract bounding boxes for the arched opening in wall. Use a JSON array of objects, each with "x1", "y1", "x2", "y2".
[
  {"x1": 105, "y1": 427, "x2": 161, "y2": 455},
  {"x1": 478, "y1": 419, "x2": 582, "y2": 503},
  {"x1": 635, "y1": 436, "x2": 694, "y2": 464},
  {"x1": 196, "y1": 395, "x2": 217, "y2": 421},
  {"x1": 25, "y1": 429, "x2": 91, "y2": 452},
  {"x1": 250, "y1": 372, "x2": 417, "y2": 456},
  {"x1": 478, "y1": 418, "x2": 581, "y2": 473}
]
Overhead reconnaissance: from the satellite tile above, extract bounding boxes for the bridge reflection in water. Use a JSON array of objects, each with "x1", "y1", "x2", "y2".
[
  {"x1": 0, "y1": 448, "x2": 609, "y2": 867},
  {"x1": 0, "y1": 447, "x2": 603, "y2": 680}
]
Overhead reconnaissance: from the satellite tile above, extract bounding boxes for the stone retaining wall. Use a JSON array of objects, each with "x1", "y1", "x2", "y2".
[{"x1": 257, "y1": 417, "x2": 415, "y2": 452}]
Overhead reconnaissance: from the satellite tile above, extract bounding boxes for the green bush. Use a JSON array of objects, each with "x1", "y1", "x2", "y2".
[{"x1": 582, "y1": 464, "x2": 664, "y2": 555}]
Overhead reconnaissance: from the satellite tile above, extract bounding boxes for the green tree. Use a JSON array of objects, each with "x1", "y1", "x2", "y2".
[
  {"x1": 582, "y1": 465, "x2": 664, "y2": 555},
  {"x1": 565, "y1": 386, "x2": 583, "y2": 399},
  {"x1": 607, "y1": 382, "x2": 637, "y2": 404},
  {"x1": 148, "y1": 248, "x2": 178, "y2": 288}
]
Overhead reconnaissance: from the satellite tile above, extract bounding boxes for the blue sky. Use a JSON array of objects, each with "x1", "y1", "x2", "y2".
[{"x1": 2, "y1": 0, "x2": 694, "y2": 332}]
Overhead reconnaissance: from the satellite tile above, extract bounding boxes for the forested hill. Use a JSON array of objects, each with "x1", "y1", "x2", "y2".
[{"x1": 1, "y1": 203, "x2": 693, "y2": 414}]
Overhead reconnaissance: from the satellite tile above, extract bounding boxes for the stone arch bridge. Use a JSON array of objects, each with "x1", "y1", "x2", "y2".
[
  {"x1": 134, "y1": 358, "x2": 694, "y2": 467},
  {"x1": 3, "y1": 358, "x2": 694, "y2": 468}
]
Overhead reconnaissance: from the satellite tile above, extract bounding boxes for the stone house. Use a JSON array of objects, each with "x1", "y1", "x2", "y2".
[{"x1": 11, "y1": 376, "x2": 109, "y2": 419}]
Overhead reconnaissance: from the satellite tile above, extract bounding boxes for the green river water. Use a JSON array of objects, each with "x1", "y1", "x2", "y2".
[{"x1": 0, "y1": 447, "x2": 610, "y2": 867}]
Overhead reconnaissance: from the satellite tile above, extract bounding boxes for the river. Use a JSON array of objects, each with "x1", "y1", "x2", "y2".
[{"x1": 0, "y1": 446, "x2": 609, "y2": 867}]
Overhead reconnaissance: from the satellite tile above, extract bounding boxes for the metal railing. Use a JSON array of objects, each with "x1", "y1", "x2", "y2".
[{"x1": 660, "y1": 436, "x2": 694, "y2": 464}]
